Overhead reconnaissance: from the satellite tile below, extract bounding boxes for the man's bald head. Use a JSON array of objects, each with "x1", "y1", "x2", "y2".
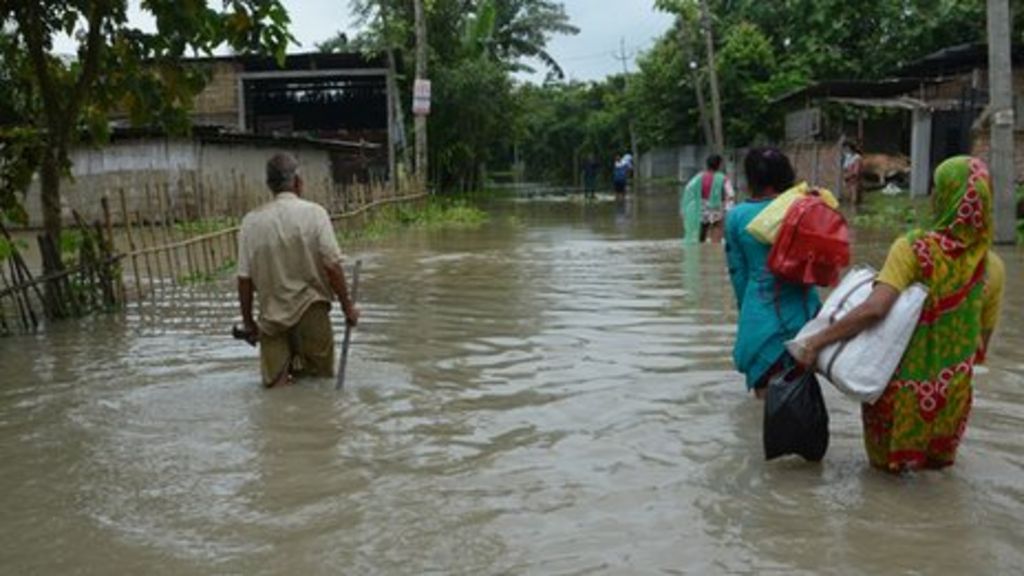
[{"x1": 266, "y1": 153, "x2": 299, "y2": 194}]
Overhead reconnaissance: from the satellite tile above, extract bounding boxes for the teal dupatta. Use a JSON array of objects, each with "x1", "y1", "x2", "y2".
[
  {"x1": 724, "y1": 199, "x2": 820, "y2": 390},
  {"x1": 680, "y1": 171, "x2": 725, "y2": 244}
]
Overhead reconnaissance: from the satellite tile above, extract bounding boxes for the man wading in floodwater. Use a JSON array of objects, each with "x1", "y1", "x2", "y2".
[{"x1": 236, "y1": 153, "x2": 360, "y2": 388}]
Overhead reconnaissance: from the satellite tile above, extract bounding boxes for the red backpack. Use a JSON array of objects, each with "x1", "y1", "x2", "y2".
[{"x1": 767, "y1": 193, "x2": 850, "y2": 286}]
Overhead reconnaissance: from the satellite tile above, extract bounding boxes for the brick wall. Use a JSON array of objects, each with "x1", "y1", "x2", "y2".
[
  {"x1": 925, "y1": 75, "x2": 973, "y2": 101},
  {"x1": 782, "y1": 142, "x2": 843, "y2": 194},
  {"x1": 192, "y1": 62, "x2": 241, "y2": 125},
  {"x1": 971, "y1": 130, "x2": 1024, "y2": 183}
]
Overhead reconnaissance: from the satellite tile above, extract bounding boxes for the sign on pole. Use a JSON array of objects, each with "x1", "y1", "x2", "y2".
[{"x1": 413, "y1": 79, "x2": 432, "y2": 116}]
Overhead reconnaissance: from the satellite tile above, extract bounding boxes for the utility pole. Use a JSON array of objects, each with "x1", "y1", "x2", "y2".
[
  {"x1": 413, "y1": 0, "x2": 429, "y2": 191},
  {"x1": 615, "y1": 37, "x2": 641, "y2": 182},
  {"x1": 699, "y1": 0, "x2": 724, "y2": 154},
  {"x1": 679, "y1": 22, "x2": 714, "y2": 149},
  {"x1": 692, "y1": 67, "x2": 715, "y2": 150},
  {"x1": 386, "y1": 49, "x2": 410, "y2": 174},
  {"x1": 987, "y1": 0, "x2": 1016, "y2": 244},
  {"x1": 380, "y1": 11, "x2": 412, "y2": 180}
]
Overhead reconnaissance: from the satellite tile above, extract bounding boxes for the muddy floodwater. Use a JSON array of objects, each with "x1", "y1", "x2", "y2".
[{"x1": 2, "y1": 192, "x2": 1023, "y2": 575}]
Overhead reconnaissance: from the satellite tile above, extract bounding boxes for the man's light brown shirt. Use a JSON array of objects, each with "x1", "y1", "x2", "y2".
[{"x1": 237, "y1": 193, "x2": 343, "y2": 335}]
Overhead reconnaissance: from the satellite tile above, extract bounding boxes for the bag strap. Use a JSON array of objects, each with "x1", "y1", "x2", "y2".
[
  {"x1": 828, "y1": 275, "x2": 875, "y2": 323},
  {"x1": 824, "y1": 334, "x2": 849, "y2": 383}
]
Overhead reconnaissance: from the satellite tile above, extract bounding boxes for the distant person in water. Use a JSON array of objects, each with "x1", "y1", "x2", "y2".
[
  {"x1": 583, "y1": 155, "x2": 599, "y2": 199},
  {"x1": 612, "y1": 155, "x2": 630, "y2": 197},
  {"x1": 842, "y1": 140, "x2": 863, "y2": 205},
  {"x1": 680, "y1": 154, "x2": 734, "y2": 244},
  {"x1": 236, "y1": 153, "x2": 360, "y2": 388}
]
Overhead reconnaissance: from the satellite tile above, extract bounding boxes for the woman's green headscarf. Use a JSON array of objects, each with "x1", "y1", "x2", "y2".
[{"x1": 909, "y1": 156, "x2": 993, "y2": 279}]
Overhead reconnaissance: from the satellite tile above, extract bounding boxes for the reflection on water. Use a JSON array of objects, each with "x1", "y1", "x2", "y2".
[{"x1": 1, "y1": 192, "x2": 1022, "y2": 574}]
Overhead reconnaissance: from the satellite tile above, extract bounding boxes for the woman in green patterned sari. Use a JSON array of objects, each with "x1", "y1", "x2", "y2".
[{"x1": 791, "y1": 156, "x2": 1005, "y2": 472}]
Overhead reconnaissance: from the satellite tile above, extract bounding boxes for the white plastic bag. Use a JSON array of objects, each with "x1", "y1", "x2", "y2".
[{"x1": 787, "y1": 266, "x2": 928, "y2": 404}]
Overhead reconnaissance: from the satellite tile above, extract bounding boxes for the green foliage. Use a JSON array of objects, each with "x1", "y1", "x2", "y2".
[
  {"x1": 0, "y1": 0, "x2": 295, "y2": 242},
  {"x1": 488, "y1": 0, "x2": 578, "y2": 78},
  {"x1": 343, "y1": 0, "x2": 577, "y2": 189},
  {"x1": 338, "y1": 198, "x2": 489, "y2": 243},
  {"x1": 852, "y1": 193, "x2": 932, "y2": 230},
  {"x1": 1018, "y1": 184, "x2": 1024, "y2": 244},
  {"x1": 397, "y1": 199, "x2": 490, "y2": 228},
  {"x1": 0, "y1": 236, "x2": 26, "y2": 263},
  {"x1": 0, "y1": 128, "x2": 39, "y2": 224},
  {"x1": 59, "y1": 230, "x2": 84, "y2": 260},
  {"x1": 430, "y1": 25, "x2": 518, "y2": 191},
  {"x1": 701, "y1": 0, "x2": 988, "y2": 80},
  {"x1": 512, "y1": 79, "x2": 632, "y2": 185},
  {"x1": 633, "y1": 0, "x2": 1010, "y2": 151},
  {"x1": 630, "y1": 33, "x2": 699, "y2": 148},
  {"x1": 461, "y1": 0, "x2": 498, "y2": 60},
  {"x1": 716, "y1": 21, "x2": 806, "y2": 144}
]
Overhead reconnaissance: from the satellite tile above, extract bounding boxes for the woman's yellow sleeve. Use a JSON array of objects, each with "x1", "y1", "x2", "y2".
[
  {"x1": 875, "y1": 237, "x2": 918, "y2": 291},
  {"x1": 982, "y1": 252, "x2": 1006, "y2": 332}
]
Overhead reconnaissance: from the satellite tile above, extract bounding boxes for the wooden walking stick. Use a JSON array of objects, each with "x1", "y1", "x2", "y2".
[{"x1": 335, "y1": 260, "x2": 362, "y2": 390}]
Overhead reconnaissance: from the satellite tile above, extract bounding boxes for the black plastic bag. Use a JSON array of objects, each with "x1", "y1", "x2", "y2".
[{"x1": 763, "y1": 365, "x2": 829, "y2": 461}]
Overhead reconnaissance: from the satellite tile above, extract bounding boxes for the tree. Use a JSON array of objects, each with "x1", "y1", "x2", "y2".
[
  {"x1": 630, "y1": 33, "x2": 701, "y2": 148},
  {"x1": 0, "y1": 31, "x2": 39, "y2": 224},
  {"x1": 653, "y1": 0, "x2": 715, "y2": 148},
  {"x1": 701, "y1": 0, "x2": 992, "y2": 79},
  {"x1": 716, "y1": 21, "x2": 805, "y2": 144},
  {"x1": 432, "y1": 56, "x2": 516, "y2": 191},
  {"x1": 638, "y1": 0, "x2": 1015, "y2": 151},
  {"x1": 489, "y1": 0, "x2": 578, "y2": 79},
  {"x1": 338, "y1": 0, "x2": 577, "y2": 189},
  {"x1": 512, "y1": 80, "x2": 632, "y2": 185},
  {"x1": 0, "y1": 0, "x2": 293, "y2": 273}
]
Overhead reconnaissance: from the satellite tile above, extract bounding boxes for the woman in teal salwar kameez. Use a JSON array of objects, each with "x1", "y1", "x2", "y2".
[
  {"x1": 725, "y1": 148, "x2": 820, "y2": 396},
  {"x1": 681, "y1": 154, "x2": 732, "y2": 244}
]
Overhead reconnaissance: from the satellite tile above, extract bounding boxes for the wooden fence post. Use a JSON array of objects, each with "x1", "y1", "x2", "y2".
[
  {"x1": 118, "y1": 188, "x2": 143, "y2": 301},
  {"x1": 100, "y1": 196, "x2": 125, "y2": 306},
  {"x1": 162, "y1": 184, "x2": 183, "y2": 283},
  {"x1": 144, "y1": 185, "x2": 165, "y2": 283}
]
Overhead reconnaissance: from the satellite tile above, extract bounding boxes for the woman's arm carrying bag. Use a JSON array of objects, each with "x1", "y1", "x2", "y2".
[{"x1": 787, "y1": 266, "x2": 928, "y2": 404}]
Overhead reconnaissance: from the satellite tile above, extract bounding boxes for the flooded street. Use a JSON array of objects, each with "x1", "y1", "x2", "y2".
[{"x1": 2, "y1": 192, "x2": 1023, "y2": 575}]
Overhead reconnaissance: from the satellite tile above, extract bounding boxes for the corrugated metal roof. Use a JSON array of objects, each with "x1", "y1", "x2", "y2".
[
  {"x1": 185, "y1": 51, "x2": 388, "y2": 73},
  {"x1": 108, "y1": 125, "x2": 380, "y2": 152},
  {"x1": 894, "y1": 42, "x2": 1024, "y2": 78},
  {"x1": 772, "y1": 78, "x2": 937, "y2": 106},
  {"x1": 773, "y1": 43, "x2": 1022, "y2": 107}
]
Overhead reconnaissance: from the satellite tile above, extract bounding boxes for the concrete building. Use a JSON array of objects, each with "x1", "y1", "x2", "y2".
[
  {"x1": 775, "y1": 43, "x2": 1024, "y2": 198},
  {"x1": 26, "y1": 52, "x2": 400, "y2": 227}
]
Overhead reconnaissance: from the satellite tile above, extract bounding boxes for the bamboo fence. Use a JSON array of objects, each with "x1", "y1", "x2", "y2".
[{"x1": 0, "y1": 176, "x2": 425, "y2": 335}]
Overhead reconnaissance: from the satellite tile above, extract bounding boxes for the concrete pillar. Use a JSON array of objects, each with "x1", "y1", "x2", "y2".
[
  {"x1": 236, "y1": 78, "x2": 246, "y2": 132},
  {"x1": 987, "y1": 0, "x2": 1017, "y2": 244},
  {"x1": 385, "y1": 68, "x2": 396, "y2": 190},
  {"x1": 811, "y1": 142, "x2": 820, "y2": 184},
  {"x1": 910, "y1": 108, "x2": 933, "y2": 198}
]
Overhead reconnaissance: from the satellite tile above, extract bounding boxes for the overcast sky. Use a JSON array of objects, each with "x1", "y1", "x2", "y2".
[{"x1": 52, "y1": 0, "x2": 674, "y2": 83}]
